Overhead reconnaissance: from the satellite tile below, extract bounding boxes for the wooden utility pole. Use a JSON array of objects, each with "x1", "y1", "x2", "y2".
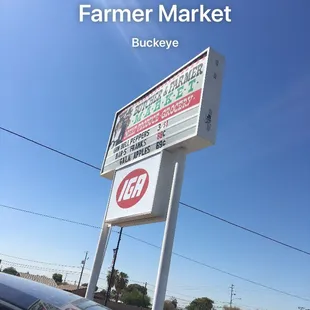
[
  {"x1": 104, "y1": 227, "x2": 123, "y2": 306},
  {"x1": 229, "y1": 284, "x2": 235, "y2": 308},
  {"x1": 77, "y1": 251, "x2": 89, "y2": 289},
  {"x1": 142, "y1": 282, "x2": 147, "y2": 307}
]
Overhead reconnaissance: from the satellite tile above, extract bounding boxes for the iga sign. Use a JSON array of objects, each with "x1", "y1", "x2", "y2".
[
  {"x1": 101, "y1": 47, "x2": 225, "y2": 179},
  {"x1": 116, "y1": 168, "x2": 149, "y2": 209},
  {"x1": 105, "y1": 151, "x2": 176, "y2": 227}
]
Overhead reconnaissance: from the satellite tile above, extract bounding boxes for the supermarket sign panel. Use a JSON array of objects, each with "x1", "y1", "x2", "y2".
[{"x1": 101, "y1": 47, "x2": 225, "y2": 179}]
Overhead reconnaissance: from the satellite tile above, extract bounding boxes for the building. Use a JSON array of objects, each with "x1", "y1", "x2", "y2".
[
  {"x1": 19, "y1": 272, "x2": 57, "y2": 288},
  {"x1": 58, "y1": 284, "x2": 87, "y2": 297}
]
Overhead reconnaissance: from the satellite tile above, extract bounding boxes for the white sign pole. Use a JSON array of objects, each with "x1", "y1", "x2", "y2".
[
  {"x1": 85, "y1": 221, "x2": 111, "y2": 300},
  {"x1": 86, "y1": 177, "x2": 116, "y2": 300},
  {"x1": 151, "y1": 149, "x2": 186, "y2": 310},
  {"x1": 85, "y1": 173, "x2": 118, "y2": 300}
]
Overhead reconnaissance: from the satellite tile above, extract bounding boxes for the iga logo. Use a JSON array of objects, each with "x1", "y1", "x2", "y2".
[{"x1": 116, "y1": 168, "x2": 149, "y2": 209}]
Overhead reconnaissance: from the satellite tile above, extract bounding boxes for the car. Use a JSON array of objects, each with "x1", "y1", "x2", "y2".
[{"x1": 0, "y1": 272, "x2": 111, "y2": 310}]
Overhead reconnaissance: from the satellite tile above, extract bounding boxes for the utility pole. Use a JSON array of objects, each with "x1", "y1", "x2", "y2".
[
  {"x1": 104, "y1": 227, "x2": 123, "y2": 306},
  {"x1": 229, "y1": 285, "x2": 241, "y2": 309},
  {"x1": 229, "y1": 284, "x2": 235, "y2": 308},
  {"x1": 77, "y1": 251, "x2": 89, "y2": 289},
  {"x1": 142, "y1": 282, "x2": 147, "y2": 307}
]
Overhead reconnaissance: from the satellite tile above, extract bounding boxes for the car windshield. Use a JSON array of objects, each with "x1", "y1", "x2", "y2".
[
  {"x1": 0, "y1": 274, "x2": 79, "y2": 309},
  {"x1": 29, "y1": 298, "x2": 110, "y2": 310},
  {"x1": 71, "y1": 298, "x2": 110, "y2": 310},
  {"x1": 30, "y1": 300, "x2": 61, "y2": 310}
]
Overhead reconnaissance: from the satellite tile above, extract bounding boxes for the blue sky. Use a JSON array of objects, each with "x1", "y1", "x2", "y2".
[{"x1": 1, "y1": 0, "x2": 310, "y2": 309}]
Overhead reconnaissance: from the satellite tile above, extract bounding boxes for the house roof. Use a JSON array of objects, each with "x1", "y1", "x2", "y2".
[
  {"x1": 19, "y1": 272, "x2": 57, "y2": 288},
  {"x1": 58, "y1": 284, "x2": 86, "y2": 292},
  {"x1": 58, "y1": 284, "x2": 78, "y2": 291}
]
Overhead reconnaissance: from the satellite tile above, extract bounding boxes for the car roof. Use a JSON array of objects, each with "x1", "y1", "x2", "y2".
[{"x1": 0, "y1": 273, "x2": 81, "y2": 309}]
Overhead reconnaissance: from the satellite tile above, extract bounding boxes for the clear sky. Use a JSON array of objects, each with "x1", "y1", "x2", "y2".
[{"x1": 1, "y1": 0, "x2": 310, "y2": 309}]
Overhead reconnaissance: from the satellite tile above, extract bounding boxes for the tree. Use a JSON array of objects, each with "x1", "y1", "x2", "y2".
[
  {"x1": 164, "y1": 300, "x2": 177, "y2": 310},
  {"x1": 126, "y1": 283, "x2": 147, "y2": 295},
  {"x1": 121, "y1": 288, "x2": 151, "y2": 308},
  {"x1": 52, "y1": 273, "x2": 63, "y2": 284},
  {"x1": 111, "y1": 289, "x2": 117, "y2": 301},
  {"x1": 115, "y1": 272, "x2": 129, "y2": 302},
  {"x1": 106, "y1": 269, "x2": 118, "y2": 290},
  {"x1": 106, "y1": 269, "x2": 119, "y2": 302},
  {"x1": 2, "y1": 267, "x2": 19, "y2": 276},
  {"x1": 106, "y1": 270, "x2": 129, "y2": 302},
  {"x1": 164, "y1": 297, "x2": 178, "y2": 310},
  {"x1": 170, "y1": 297, "x2": 178, "y2": 308},
  {"x1": 186, "y1": 297, "x2": 214, "y2": 310}
]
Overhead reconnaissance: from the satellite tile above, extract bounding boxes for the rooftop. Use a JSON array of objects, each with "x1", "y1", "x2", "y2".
[{"x1": 19, "y1": 272, "x2": 57, "y2": 288}]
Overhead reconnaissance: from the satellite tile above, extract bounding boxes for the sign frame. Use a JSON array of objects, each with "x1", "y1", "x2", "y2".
[
  {"x1": 104, "y1": 150, "x2": 177, "y2": 227},
  {"x1": 100, "y1": 46, "x2": 225, "y2": 179}
]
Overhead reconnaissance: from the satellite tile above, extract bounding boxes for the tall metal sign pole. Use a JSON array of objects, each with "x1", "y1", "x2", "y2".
[
  {"x1": 85, "y1": 213, "x2": 112, "y2": 299},
  {"x1": 85, "y1": 47, "x2": 225, "y2": 308},
  {"x1": 151, "y1": 150, "x2": 186, "y2": 310}
]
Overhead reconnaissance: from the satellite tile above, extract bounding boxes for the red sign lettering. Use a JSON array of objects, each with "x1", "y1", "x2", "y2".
[{"x1": 116, "y1": 168, "x2": 149, "y2": 209}]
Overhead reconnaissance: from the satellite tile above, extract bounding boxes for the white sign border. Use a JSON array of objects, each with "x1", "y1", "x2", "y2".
[{"x1": 100, "y1": 47, "x2": 212, "y2": 178}]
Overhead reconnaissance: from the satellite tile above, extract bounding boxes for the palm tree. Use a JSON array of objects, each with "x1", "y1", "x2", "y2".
[
  {"x1": 111, "y1": 289, "x2": 117, "y2": 301},
  {"x1": 114, "y1": 272, "x2": 129, "y2": 302},
  {"x1": 106, "y1": 269, "x2": 119, "y2": 291}
]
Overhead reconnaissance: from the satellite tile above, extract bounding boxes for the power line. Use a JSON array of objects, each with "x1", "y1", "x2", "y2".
[
  {"x1": 0, "y1": 204, "x2": 101, "y2": 229},
  {"x1": 1, "y1": 257, "x2": 195, "y2": 304},
  {"x1": 1, "y1": 260, "x2": 82, "y2": 275},
  {"x1": 1, "y1": 260, "x2": 105, "y2": 280},
  {"x1": 0, "y1": 204, "x2": 309, "y2": 302},
  {"x1": 0, "y1": 127, "x2": 100, "y2": 171},
  {"x1": 1, "y1": 126, "x2": 309, "y2": 257},
  {"x1": 0, "y1": 253, "x2": 82, "y2": 269},
  {"x1": 147, "y1": 287, "x2": 193, "y2": 305},
  {"x1": 0, "y1": 260, "x2": 277, "y2": 309},
  {"x1": 0, "y1": 263, "x2": 233, "y2": 308},
  {"x1": 0, "y1": 250, "x2": 113, "y2": 280},
  {"x1": 124, "y1": 279, "x2": 191, "y2": 303},
  {"x1": 179, "y1": 202, "x2": 310, "y2": 256},
  {"x1": 168, "y1": 251, "x2": 309, "y2": 302}
]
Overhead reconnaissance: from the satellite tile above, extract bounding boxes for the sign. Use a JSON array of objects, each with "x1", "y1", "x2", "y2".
[
  {"x1": 105, "y1": 151, "x2": 176, "y2": 227},
  {"x1": 100, "y1": 47, "x2": 225, "y2": 179},
  {"x1": 116, "y1": 168, "x2": 149, "y2": 209}
]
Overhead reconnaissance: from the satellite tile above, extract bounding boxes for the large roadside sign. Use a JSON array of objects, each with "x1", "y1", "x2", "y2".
[
  {"x1": 87, "y1": 47, "x2": 225, "y2": 304},
  {"x1": 105, "y1": 151, "x2": 176, "y2": 227},
  {"x1": 101, "y1": 47, "x2": 225, "y2": 179}
]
